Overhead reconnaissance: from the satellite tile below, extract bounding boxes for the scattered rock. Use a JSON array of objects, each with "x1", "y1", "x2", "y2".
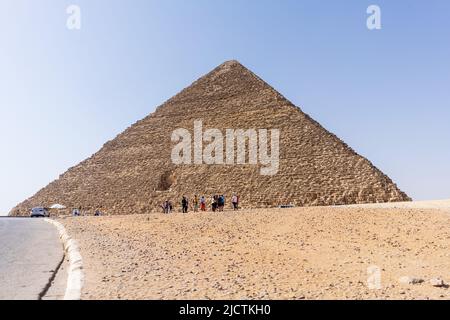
[
  {"x1": 56, "y1": 208, "x2": 450, "y2": 300},
  {"x1": 399, "y1": 276, "x2": 424, "y2": 285},
  {"x1": 429, "y1": 278, "x2": 446, "y2": 287}
]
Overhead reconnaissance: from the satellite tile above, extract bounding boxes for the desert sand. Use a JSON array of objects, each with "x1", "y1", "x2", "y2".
[{"x1": 59, "y1": 203, "x2": 450, "y2": 300}]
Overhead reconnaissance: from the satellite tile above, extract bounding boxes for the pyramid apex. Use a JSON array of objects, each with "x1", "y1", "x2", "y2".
[
  {"x1": 211, "y1": 60, "x2": 250, "y2": 76},
  {"x1": 222, "y1": 59, "x2": 241, "y2": 65},
  {"x1": 218, "y1": 60, "x2": 244, "y2": 69}
]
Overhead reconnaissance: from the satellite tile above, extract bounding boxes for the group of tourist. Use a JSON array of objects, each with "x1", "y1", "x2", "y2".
[
  {"x1": 162, "y1": 194, "x2": 240, "y2": 214},
  {"x1": 72, "y1": 208, "x2": 103, "y2": 217}
]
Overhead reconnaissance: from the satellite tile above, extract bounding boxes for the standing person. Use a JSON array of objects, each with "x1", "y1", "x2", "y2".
[
  {"x1": 218, "y1": 195, "x2": 225, "y2": 212},
  {"x1": 200, "y1": 196, "x2": 206, "y2": 211},
  {"x1": 222, "y1": 195, "x2": 226, "y2": 211},
  {"x1": 163, "y1": 200, "x2": 171, "y2": 214},
  {"x1": 193, "y1": 195, "x2": 199, "y2": 212},
  {"x1": 211, "y1": 195, "x2": 217, "y2": 212},
  {"x1": 182, "y1": 196, "x2": 189, "y2": 213},
  {"x1": 232, "y1": 194, "x2": 239, "y2": 210}
]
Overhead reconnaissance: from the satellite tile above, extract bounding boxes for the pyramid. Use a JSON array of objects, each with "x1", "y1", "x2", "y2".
[{"x1": 10, "y1": 61, "x2": 410, "y2": 216}]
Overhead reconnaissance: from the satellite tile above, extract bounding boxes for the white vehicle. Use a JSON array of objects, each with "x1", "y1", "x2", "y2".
[{"x1": 30, "y1": 207, "x2": 50, "y2": 218}]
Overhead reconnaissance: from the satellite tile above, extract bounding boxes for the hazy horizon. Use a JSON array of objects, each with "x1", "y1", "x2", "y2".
[{"x1": 1, "y1": 0, "x2": 449, "y2": 215}]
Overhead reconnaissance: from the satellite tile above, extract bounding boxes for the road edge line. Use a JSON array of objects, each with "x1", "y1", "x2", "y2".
[{"x1": 44, "y1": 218, "x2": 84, "y2": 300}]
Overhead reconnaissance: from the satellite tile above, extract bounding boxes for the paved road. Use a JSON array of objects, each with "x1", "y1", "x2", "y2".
[{"x1": 0, "y1": 218, "x2": 64, "y2": 300}]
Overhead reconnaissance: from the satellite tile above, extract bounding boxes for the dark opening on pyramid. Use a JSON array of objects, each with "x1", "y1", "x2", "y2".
[{"x1": 10, "y1": 60, "x2": 410, "y2": 216}]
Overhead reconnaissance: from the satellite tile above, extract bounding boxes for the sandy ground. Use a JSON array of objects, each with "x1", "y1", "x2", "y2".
[
  {"x1": 59, "y1": 204, "x2": 450, "y2": 300},
  {"x1": 338, "y1": 199, "x2": 450, "y2": 210}
]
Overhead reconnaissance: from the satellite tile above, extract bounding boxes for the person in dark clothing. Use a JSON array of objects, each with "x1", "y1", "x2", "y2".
[
  {"x1": 218, "y1": 195, "x2": 225, "y2": 212},
  {"x1": 211, "y1": 195, "x2": 217, "y2": 212},
  {"x1": 182, "y1": 196, "x2": 189, "y2": 213},
  {"x1": 162, "y1": 200, "x2": 172, "y2": 214}
]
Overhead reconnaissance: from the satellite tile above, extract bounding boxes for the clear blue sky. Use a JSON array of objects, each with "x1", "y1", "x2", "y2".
[{"x1": 1, "y1": 0, "x2": 449, "y2": 214}]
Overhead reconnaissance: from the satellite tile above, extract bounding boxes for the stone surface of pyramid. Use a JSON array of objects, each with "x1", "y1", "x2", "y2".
[{"x1": 11, "y1": 61, "x2": 410, "y2": 215}]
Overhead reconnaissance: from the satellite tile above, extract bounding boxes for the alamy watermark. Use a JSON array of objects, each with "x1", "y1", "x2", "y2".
[
  {"x1": 367, "y1": 265, "x2": 382, "y2": 290},
  {"x1": 367, "y1": 5, "x2": 382, "y2": 30},
  {"x1": 171, "y1": 120, "x2": 280, "y2": 176},
  {"x1": 64, "y1": 5, "x2": 380, "y2": 31},
  {"x1": 66, "y1": 5, "x2": 81, "y2": 30}
]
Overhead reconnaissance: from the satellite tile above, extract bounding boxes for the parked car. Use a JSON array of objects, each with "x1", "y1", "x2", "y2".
[{"x1": 30, "y1": 207, "x2": 50, "y2": 218}]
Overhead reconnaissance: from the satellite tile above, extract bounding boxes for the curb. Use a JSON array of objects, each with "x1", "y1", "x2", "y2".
[{"x1": 44, "y1": 218, "x2": 84, "y2": 300}]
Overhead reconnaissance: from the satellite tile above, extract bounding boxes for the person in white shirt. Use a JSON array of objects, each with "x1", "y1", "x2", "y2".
[{"x1": 232, "y1": 194, "x2": 239, "y2": 210}]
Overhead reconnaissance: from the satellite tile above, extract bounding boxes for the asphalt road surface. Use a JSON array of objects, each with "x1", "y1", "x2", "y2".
[{"x1": 0, "y1": 218, "x2": 64, "y2": 300}]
